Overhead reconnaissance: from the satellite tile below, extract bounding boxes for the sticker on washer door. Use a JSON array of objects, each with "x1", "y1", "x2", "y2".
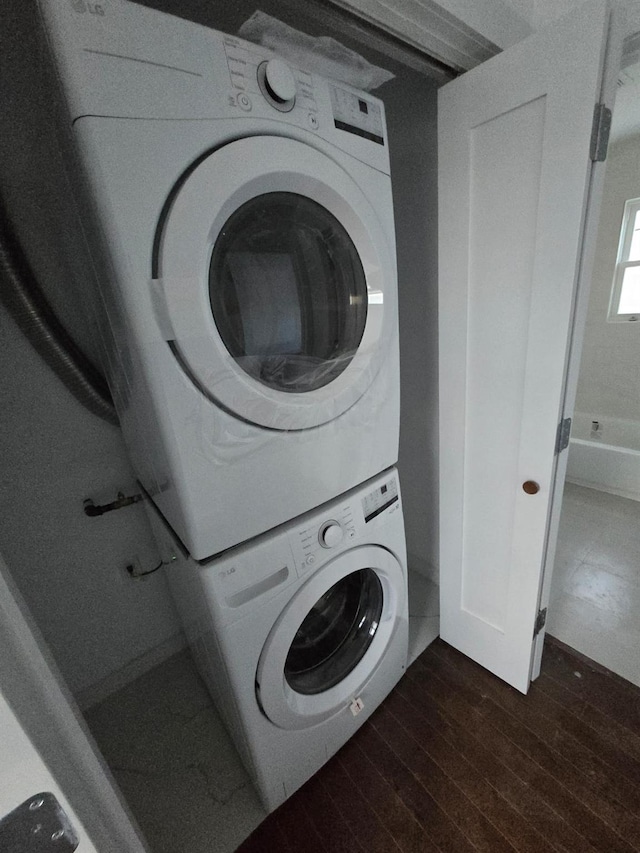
[{"x1": 349, "y1": 697, "x2": 364, "y2": 716}]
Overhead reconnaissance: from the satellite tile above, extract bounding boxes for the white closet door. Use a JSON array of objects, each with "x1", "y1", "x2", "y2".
[{"x1": 438, "y1": 0, "x2": 612, "y2": 693}]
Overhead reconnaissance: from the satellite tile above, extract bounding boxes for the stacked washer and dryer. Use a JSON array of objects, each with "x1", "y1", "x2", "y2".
[{"x1": 40, "y1": 0, "x2": 408, "y2": 812}]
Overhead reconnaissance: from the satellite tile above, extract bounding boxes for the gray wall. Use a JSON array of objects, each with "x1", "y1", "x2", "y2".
[
  {"x1": 0, "y1": 304, "x2": 184, "y2": 702},
  {"x1": 383, "y1": 75, "x2": 440, "y2": 582}
]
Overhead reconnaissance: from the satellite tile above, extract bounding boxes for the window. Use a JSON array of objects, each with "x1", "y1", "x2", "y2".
[{"x1": 609, "y1": 198, "x2": 640, "y2": 322}]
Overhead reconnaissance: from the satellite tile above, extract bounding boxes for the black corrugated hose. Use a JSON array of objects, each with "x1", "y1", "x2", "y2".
[{"x1": 0, "y1": 193, "x2": 118, "y2": 425}]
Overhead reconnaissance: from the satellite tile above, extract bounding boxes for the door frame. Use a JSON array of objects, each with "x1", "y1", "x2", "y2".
[
  {"x1": 326, "y1": 0, "x2": 532, "y2": 71},
  {"x1": 0, "y1": 548, "x2": 149, "y2": 852}
]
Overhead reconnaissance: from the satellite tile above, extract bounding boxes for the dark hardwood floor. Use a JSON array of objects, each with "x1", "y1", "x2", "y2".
[{"x1": 237, "y1": 638, "x2": 640, "y2": 852}]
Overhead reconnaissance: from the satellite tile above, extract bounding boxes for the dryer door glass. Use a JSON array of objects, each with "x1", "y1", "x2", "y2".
[
  {"x1": 209, "y1": 192, "x2": 368, "y2": 393},
  {"x1": 284, "y1": 568, "x2": 383, "y2": 695}
]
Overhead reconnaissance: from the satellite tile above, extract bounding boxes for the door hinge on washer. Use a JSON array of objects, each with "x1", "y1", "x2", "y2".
[
  {"x1": 590, "y1": 103, "x2": 611, "y2": 162},
  {"x1": 555, "y1": 417, "x2": 572, "y2": 454},
  {"x1": 534, "y1": 607, "x2": 547, "y2": 637}
]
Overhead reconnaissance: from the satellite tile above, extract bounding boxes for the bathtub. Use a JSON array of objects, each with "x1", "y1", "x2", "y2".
[{"x1": 566, "y1": 412, "x2": 640, "y2": 502}]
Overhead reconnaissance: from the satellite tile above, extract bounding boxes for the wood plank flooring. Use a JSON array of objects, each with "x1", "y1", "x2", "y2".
[{"x1": 236, "y1": 638, "x2": 640, "y2": 852}]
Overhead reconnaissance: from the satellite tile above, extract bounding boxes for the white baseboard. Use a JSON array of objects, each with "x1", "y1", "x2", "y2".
[
  {"x1": 566, "y1": 475, "x2": 640, "y2": 504},
  {"x1": 76, "y1": 631, "x2": 188, "y2": 711}
]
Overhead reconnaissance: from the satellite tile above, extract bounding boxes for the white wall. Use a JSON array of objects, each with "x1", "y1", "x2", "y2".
[
  {"x1": 503, "y1": 0, "x2": 640, "y2": 35},
  {"x1": 501, "y1": 0, "x2": 577, "y2": 31},
  {"x1": 0, "y1": 2, "x2": 184, "y2": 703},
  {"x1": 575, "y1": 134, "x2": 640, "y2": 423},
  {"x1": 434, "y1": 0, "x2": 532, "y2": 47}
]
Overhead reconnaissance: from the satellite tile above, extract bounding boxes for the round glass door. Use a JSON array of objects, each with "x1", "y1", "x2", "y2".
[
  {"x1": 157, "y1": 136, "x2": 395, "y2": 430},
  {"x1": 210, "y1": 193, "x2": 368, "y2": 394},
  {"x1": 284, "y1": 569, "x2": 383, "y2": 695},
  {"x1": 256, "y1": 544, "x2": 404, "y2": 730}
]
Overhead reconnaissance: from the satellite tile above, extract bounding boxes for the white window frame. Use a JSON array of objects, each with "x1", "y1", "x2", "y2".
[{"x1": 608, "y1": 197, "x2": 640, "y2": 322}]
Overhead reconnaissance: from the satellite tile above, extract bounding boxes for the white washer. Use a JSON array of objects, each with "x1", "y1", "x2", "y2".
[
  {"x1": 149, "y1": 468, "x2": 408, "y2": 812},
  {"x1": 39, "y1": 0, "x2": 400, "y2": 559}
]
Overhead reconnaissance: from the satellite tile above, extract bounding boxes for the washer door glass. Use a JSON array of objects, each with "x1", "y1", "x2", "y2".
[
  {"x1": 284, "y1": 568, "x2": 383, "y2": 695},
  {"x1": 209, "y1": 192, "x2": 368, "y2": 393}
]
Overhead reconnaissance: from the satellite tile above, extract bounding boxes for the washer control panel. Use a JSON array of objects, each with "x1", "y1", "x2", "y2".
[
  {"x1": 291, "y1": 501, "x2": 357, "y2": 575},
  {"x1": 288, "y1": 473, "x2": 399, "y2": 576},
  {"x1": 362, "y1": 475, "x2": 399, "y2": 523}
]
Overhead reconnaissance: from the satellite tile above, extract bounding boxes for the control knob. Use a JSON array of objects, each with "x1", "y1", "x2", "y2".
[
  {"x1": 319, "y1": 522, "x2": 344, "y2": 549},
  {"x1": 258, "y1": 59, "x2": 296, "y2": 111},
  {"x1": 264, "y1": 59, "x2": 296, "y2": 102}
]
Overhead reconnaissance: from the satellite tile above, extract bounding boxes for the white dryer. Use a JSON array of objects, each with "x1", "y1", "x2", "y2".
[
  {"x1": 149, "y1": 468, "x2": 408, "y2": 812},
  {"x1": 39, "y1": 0, "x2": 400, "y2": 559}
]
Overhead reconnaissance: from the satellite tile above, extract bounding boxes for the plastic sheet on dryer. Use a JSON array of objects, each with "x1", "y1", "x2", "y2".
[{"x1": 238, "y1": 11, "x2": 395, "y2": 91}]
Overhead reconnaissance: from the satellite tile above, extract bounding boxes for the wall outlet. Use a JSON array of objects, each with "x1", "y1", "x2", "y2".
[{"x1": 590, "y1": 420, "x2": 603, "y2": 440}]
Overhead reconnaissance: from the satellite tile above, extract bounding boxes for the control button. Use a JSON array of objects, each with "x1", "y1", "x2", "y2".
[
  {"x1": 264, "y1": 58, "x2": 296, "y2": 103},
  {"x1": 308, "y1": 112, "x2": 319, "y2": 130},
  {"x1": 237, "y1": 93, "x2": 252, "y2": 111},
  {"x1": 319, "y1": 522, "x2": 344, "y2": 549},
  {"x1": 306, "y1": 554, "x2": 316, "y2": 566}
]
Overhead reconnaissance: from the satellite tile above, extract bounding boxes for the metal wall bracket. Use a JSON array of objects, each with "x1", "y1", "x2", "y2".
[
  {"x1": 0, "y1": 792, "x2": 79, "y2": 851},
  {"x1": 83, "y1": 491, "x2": 142, "y2": 517}
]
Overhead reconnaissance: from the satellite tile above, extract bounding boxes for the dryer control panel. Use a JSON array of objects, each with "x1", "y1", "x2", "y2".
[
  {"x1": 223, "y1": 38, "x2": 318, "y2": 118},
  {"x1": 329, "y1": 85, "x2": 385, "y2": 146},
  {"x1": 39, "y1": 0, "x2": 390, "y2": 174}
]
